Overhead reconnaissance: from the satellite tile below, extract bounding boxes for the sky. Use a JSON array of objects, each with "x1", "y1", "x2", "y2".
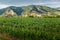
[{"x1": 0, "y1": 0, "x2": 60, "y2": 9}]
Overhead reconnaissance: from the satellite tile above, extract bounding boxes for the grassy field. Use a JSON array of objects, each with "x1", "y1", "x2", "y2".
[{"x1": 0, "y1": 17, "x2": 60, "y2": 40}]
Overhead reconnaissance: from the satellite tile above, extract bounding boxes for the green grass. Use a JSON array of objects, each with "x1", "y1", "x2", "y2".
[
  {"x1": 0, "y1": 17, "x2": 60, "y2": 40},
  {"x1": 0, "y1": 38, "x2": 5, "y2": 40}
]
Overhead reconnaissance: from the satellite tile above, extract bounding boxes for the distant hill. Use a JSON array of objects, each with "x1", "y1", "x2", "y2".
[
  {"x1": 0, "y1": 5, "x2": 60, "y2": 17},
  {"x1": 55, "y1": 7, "x2": 60, "y2": 11}
]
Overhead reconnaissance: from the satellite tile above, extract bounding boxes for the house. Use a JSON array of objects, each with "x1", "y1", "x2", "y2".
[{"x1": 30, "y1": 13, "x2": 42, "y2": 18}]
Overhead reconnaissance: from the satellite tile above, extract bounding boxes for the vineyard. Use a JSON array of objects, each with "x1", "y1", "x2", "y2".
[{"x1": 0, "y1": 17, "x2": 60, "y2": 40}]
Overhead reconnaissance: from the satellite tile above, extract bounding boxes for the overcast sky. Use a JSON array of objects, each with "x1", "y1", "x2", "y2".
[{"x1": 0, "y1": 0, "x2": 60, "y2": 9}]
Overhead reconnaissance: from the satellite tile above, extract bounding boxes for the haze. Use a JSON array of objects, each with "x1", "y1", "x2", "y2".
[{"x1": 0, "y1": 0, "x2": 60, "y2": 9}]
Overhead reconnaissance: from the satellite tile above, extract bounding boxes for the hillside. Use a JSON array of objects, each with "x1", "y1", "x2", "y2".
[
  {"x1": 0, "y1": 5, "x2": 60, "y2": 17},
  {"x1": 55, "y1": 7, "x2": 60, "y2": 11}
]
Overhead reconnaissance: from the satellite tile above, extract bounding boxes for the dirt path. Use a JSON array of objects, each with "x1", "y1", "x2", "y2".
[{"x1": 0, "y1": 33, "x2": 17, "y2": 40}]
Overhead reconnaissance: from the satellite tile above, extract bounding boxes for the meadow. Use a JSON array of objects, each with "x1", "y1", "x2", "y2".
[{"x1": 0, "y1": 17, "x2": 60, "y2": 40}]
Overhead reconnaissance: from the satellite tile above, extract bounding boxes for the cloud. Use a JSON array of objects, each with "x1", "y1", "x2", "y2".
[
  {"x1": 0, "y1": 0, "x2": 60, "y2": 8},
  {"x1": 40, "y1": 1, "x2": 60, "y2": 5},
  {"x1": 0, "y1": 0, "x2": 60, "y2": 5},
  {"x1": 0, "y1": 5, "x2": 10, "y2": 9}
]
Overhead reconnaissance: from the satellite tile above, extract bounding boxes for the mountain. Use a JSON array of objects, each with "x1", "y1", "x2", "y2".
[
  {"x1": 55, "y1": 7, "x2": 60, "y2": 11},
  {"x1": 0, "y1": 5, "x2": 60, "y2": 17}
]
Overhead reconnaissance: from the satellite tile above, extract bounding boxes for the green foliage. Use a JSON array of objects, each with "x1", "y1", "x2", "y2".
[
  {"x1": 0, "y1": 17, "x2": 60, "y2": 40},
  {"x1": 0, "y1": 38, "x2": 5, "y2": 40},
  {"x1": 43, "y1": 15, "x2": 60, "y2": 18}
]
